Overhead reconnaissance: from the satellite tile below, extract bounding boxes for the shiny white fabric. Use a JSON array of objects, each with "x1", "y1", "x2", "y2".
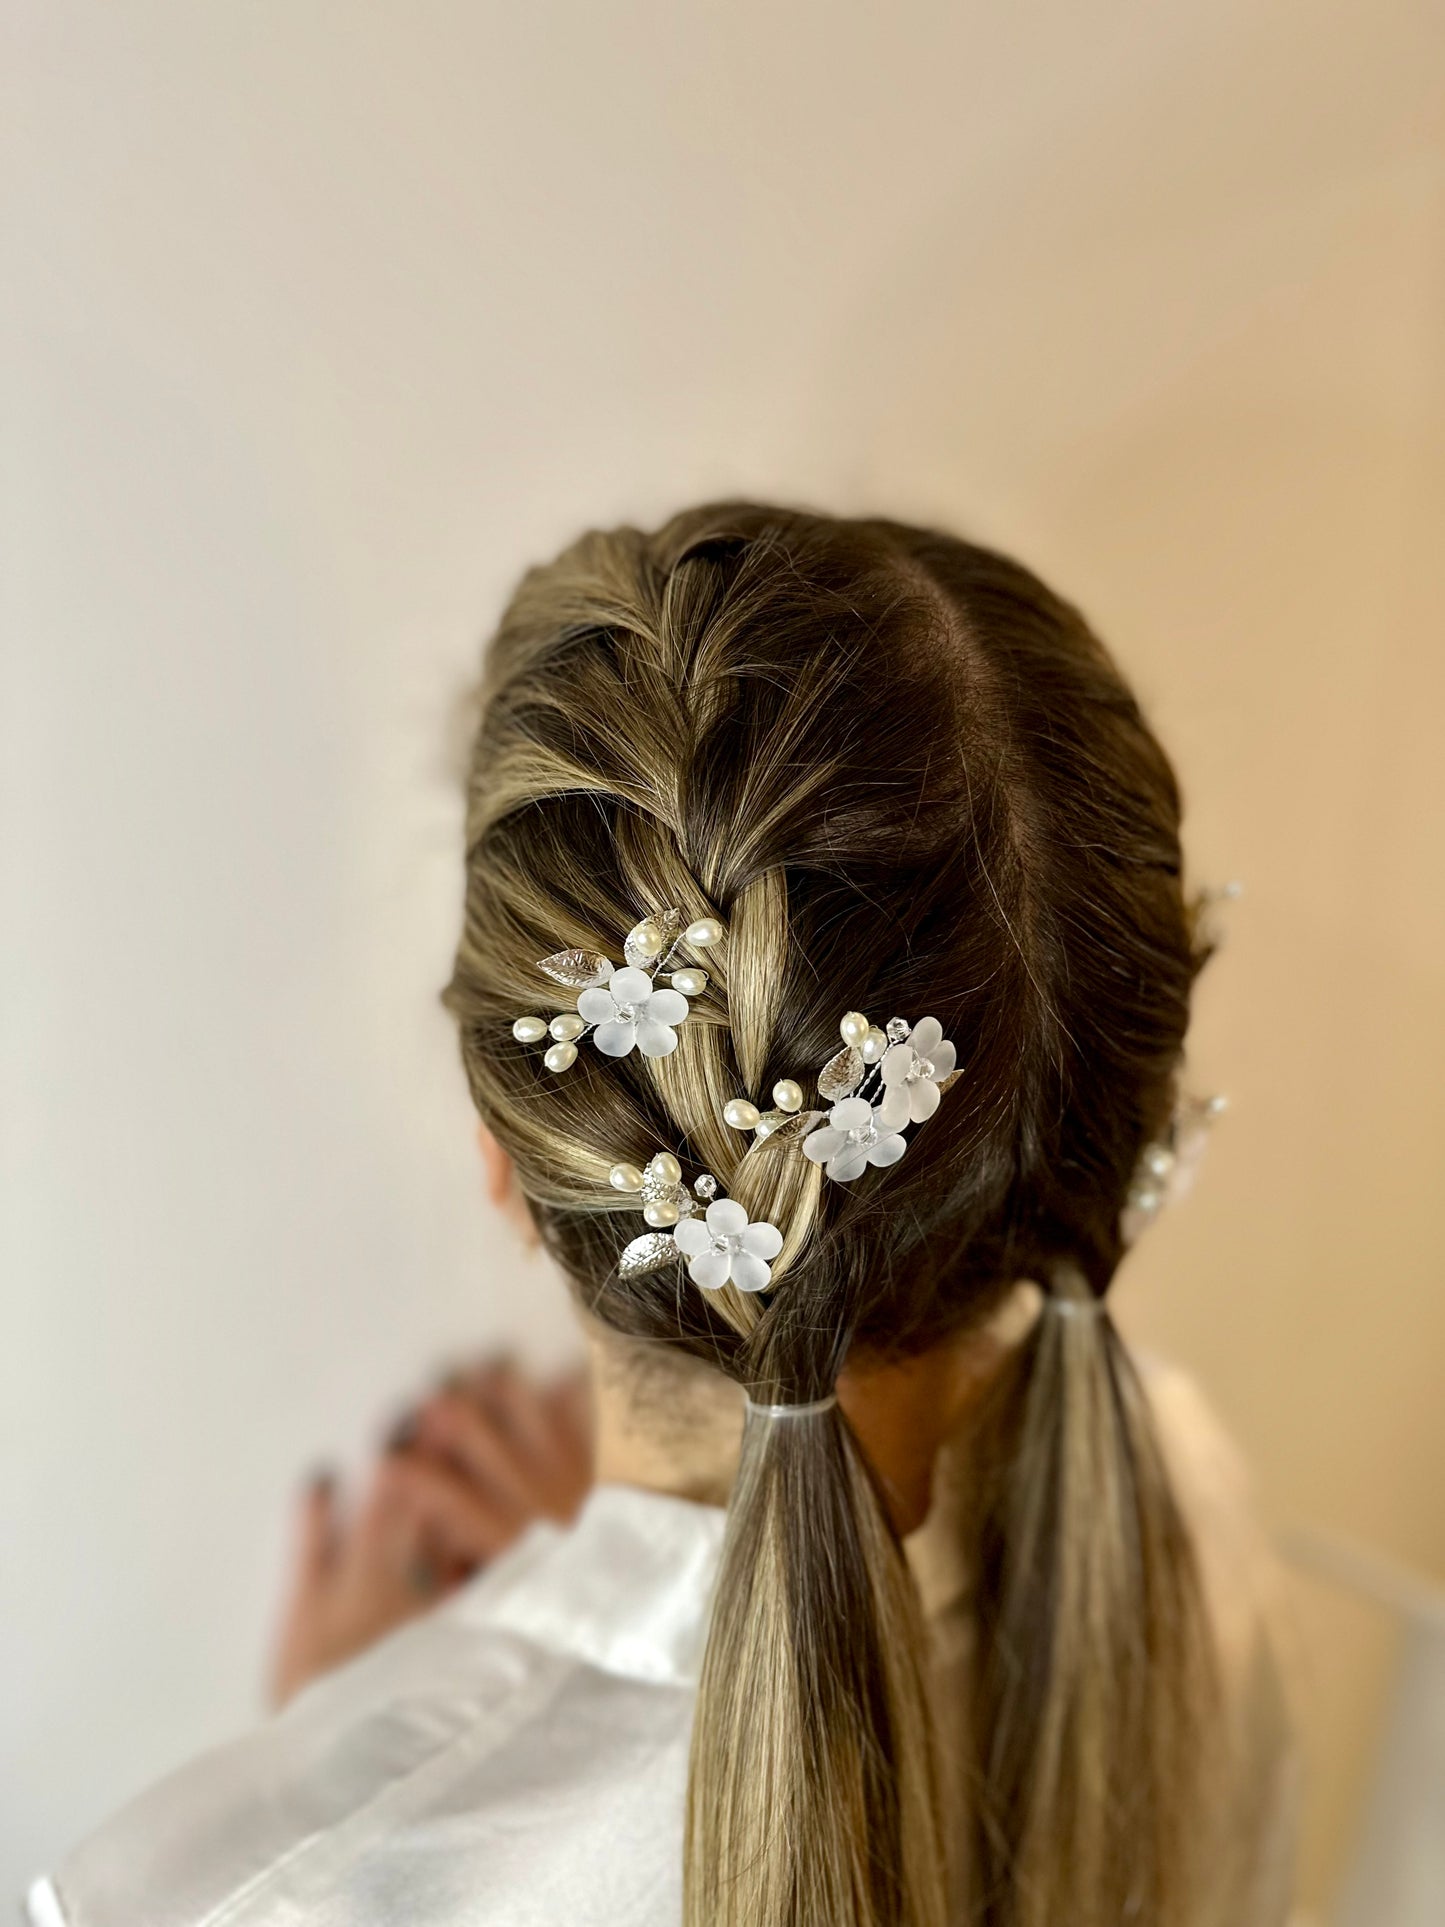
[
  {"x1": 26, "y1": 1362, "x2": 1299, "y2": 1927},
  {"x1": 28, "y1": 1485, "x2": 727, "y2": 1927}
]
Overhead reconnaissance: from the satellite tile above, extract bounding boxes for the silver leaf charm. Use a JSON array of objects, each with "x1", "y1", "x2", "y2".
[
  {"x1": 537, "y1": 948, "x2": 612, "y2": 989},
  {"x1": 759, "y1": 1109, "x2": 824, "y2": 1133},
  {"x1": 818, "y1": 1045, "x2": 864, "y2": 1100},
  {"x1": 623, "y1": 907, "x2": 683, "y2": 972},
  {"x1": 639, "y1": 1172, "x2": 693, "y2": 1216},
  {"x1": 618, "y1": 1232, "x2": 684, "y2": 1279}
]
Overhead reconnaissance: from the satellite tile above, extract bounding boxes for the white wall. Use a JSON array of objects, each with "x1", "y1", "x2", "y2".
[{"x1": 5, "y1": 2, "x2": 1442, "y2": 1911}]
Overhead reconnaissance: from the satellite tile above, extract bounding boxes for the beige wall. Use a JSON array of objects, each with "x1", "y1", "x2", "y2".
[{"x1": 6, "y1": 1, "x2": 1442, "y2": 1912}]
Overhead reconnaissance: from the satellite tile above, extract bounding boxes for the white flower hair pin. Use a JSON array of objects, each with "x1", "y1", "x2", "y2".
[
  {"x1": 510, "y1": 908, "x2": 724, "y2": 1072},
  {"x1": 608, "y1": 1152, "x2": 783, "y2": 1293},
  {"x1": 720, "y1": 1009, "x2": 959, "y2": 1185}
]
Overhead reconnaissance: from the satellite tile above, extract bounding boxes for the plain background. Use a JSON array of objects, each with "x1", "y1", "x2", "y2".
[{"x1": 4, "y1": 2, "x2": 1442, "y2": 1917}]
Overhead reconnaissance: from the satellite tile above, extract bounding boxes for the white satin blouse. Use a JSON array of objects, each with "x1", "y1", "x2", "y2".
[
  {"x1": 27, "y1": 1485, "x2": 726, "y2": 1927},
  {"x1": 25, "y1": 1361, "x2": 1298, "y2": 1927}
]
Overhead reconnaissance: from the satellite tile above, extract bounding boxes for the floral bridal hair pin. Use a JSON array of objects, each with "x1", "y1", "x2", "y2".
[
  {"x1": 510, "y1": 918, "x2": 962, "y2": 1294},
  {"x1": 607, "y1": 1009, "x2": 959, "y2": 1290},
  {"x1": 509, "y1": 907, "x2": 723, "y2": 1072}
]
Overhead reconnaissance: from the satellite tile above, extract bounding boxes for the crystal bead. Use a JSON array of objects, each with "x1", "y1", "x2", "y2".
[
  {"x1": 693, "y1": 1173, "x2": 718, "y2": 1201},
  {"x1": 885, "y1": 1017, "x2": 911, "y2": 1043}
]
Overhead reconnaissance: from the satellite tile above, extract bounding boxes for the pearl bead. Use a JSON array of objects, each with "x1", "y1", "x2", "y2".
[
  {"x1": 685, "y1": 917, "x2": 724, "y2": 947},
  {"x1": 861, "y1": 1026, "x2": 888, "y2": 1064},
  {"x1": 643, "y1": 1199, "x2": 680, "y2": 1228},
  {"x1": 723, "y1": 1098, "x2": 760, "y2": 1131},
  {"x1": 608, "y1": 1162, "x2": 644, "y2": 1193},
  {"x1": 549, "y1": 1012, "x2": 585, "y2": 1041},
  {"x1": 629, "y1": 918, "x2": 666, "y2": 960},
  {"x1": 1142, "y1": 1145, "x2": 1175, "y2": 1180},
  {"x1": 839, "y1": 1010, "x2": 870, "y2": 1048},
  {"x1": 670, "y1": 967, "x2": 708, "y2": 996},
  {"x1": 646, "y1": 1152, "x2": 682, "y2": 1185},
  {"x1": 512, "y1": 1016, "x2": 548, "y2": 1043},
  {"x1": 772, "y1": 1079, "x2": 804, "y2": 1113},
  {"x1": 543, "y1": 1041, "x2": 577, "y2": 1072}
]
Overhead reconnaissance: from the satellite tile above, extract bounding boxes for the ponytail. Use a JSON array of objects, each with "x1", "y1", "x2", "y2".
[
  {"x1": 967, "y1": 1275, "x2": 1216, "y2": 1927},
  {"x1": 685, "y1": 1400, "x2": 948, "y2": 1927}
]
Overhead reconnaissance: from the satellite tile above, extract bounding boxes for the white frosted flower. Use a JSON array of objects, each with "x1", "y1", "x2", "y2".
[
  {"x1": 576, "y1": 966, "x2": 690, "y2": 1059},
  {"x1": 673, "y1": 1198, "x2": 783, "y2": 1293},
  {"x1": 801, "y1": 1096, "x2": 907, "y2": 1183},
  {"x1": 878, "y1": 1015, "x2": 956, "y2": 1129}
]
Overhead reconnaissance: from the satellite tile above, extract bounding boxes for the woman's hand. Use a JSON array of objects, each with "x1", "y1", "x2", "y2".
[{"x1": 268, "y1": 1362, "x2": 592, "y2": 1708}]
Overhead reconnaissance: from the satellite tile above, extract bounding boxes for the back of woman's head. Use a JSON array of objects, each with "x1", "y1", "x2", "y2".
[{"x1": 446, "y1": 503, "x2": 1216, "y2": 1927}]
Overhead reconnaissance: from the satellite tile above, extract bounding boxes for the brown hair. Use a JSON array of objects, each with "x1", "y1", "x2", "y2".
[{"x1": 445, "y1": 503, "x2": 1216, "y2": 1926}]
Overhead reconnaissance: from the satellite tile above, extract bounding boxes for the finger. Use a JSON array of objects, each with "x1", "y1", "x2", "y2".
[
  {"x1": 442, "y1": 1353, "x2": 515, "y2": 1411},
  {"x1": 369, "y1": 1451, "x2": 525, "y2": 1566},
  {"x1": 268, "y1": 1469, "x2": 341, "y2": 1711},
  {"x1": 352, "y1": 1468, "x2": 456, "y2": 1601},
  {"x1": 412, "y1": 1390, "x2": 540, "y2": 1519},
  {"x1": 382, "y1": 1407, "x2": 420, "y2": 1454},
  {"x1": 476, "y1": 1367, "x2": 588, "y2": 1523},
  {"x1": 458, "y1": 1366, "x2": 593, "y2": 1525},
  {"x1": 292, "y1": 1467, "x2": 340, "y2": 1586},
  {"x1": 477, "y1": 1361, "x2": 570, "y2": 1467}
]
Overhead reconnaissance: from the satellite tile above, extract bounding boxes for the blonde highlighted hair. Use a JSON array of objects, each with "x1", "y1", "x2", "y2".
[{"x1": 445, "y1": 504, "x2": 1217, "y2": 1926}]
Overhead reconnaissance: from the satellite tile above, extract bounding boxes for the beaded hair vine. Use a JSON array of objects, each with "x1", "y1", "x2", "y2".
[
  {"x1": 509, "y1": 906, "x2": 1223, "y2": 1294},
  {"x1": 509, "y1": 909, "x2": 962, "y2": 1293},
  {"x1": 509, "y1": 907, "x2": 722, "y2": 1072}
]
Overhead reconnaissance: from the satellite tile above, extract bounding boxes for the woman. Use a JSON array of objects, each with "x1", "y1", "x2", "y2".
[{"x1": 29, "y1": 504, "x2": 1296, "y2": 1927}]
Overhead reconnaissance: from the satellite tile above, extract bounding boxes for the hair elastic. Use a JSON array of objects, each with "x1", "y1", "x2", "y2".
[{"x1": 744, "y1": 1394, "x2": 839, "y2": 1420}]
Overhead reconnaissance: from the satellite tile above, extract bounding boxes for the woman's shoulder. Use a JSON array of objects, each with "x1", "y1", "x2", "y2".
[{"x1": 30, "y1": 1486, "x2": 723, "y2": 1927}]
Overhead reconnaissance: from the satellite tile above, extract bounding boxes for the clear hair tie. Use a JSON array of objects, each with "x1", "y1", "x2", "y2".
[{"x1": 744, "y1": 1393, "x2": 838, "y2": 1419}]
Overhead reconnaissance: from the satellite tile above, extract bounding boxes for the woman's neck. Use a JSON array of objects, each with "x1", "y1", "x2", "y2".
[{"x1": 588, "y1": 1281, "x2": 1040, "y2": 1534}]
